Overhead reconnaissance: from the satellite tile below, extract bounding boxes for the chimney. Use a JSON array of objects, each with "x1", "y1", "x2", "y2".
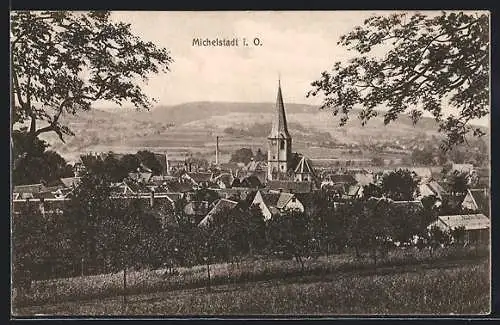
[
  {"x1": 165, "y1": 152, "x2": 170, "y2": 176},
  {"x1": 216, "y1": 136, "x2": 219, "y2": 165}
]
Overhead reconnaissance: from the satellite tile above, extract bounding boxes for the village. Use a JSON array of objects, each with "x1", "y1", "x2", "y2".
[{"x1": 13, "y1": 83, "x2": 490, "y2": 245}]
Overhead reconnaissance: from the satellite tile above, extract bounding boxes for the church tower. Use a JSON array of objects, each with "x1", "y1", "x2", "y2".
[{"x1": 267, "y1": 80, "x2": 292, "y2": 181}]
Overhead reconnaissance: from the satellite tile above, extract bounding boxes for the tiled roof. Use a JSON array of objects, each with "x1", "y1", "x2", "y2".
[
  {"x1": 198, "y1": 199, "x2": 239, "y2": 226},
  {"x1": 354, "y1": 173, "x2": 374, "y2": 186},
  {"x1": 392, "y1": 200, "x2": 424, "y2": 210},
  {"x1": 60, "y1": 177, "x2": 81, "y2": 188},
  {"x1": 325, "y1": 174, "x2": 357, "y2": 184},
  {"x1": 261, "y1": 193, "x2": 281, "y2": 208},
  {"x1": 435, "y1": 214, "x2": 489, "y2": 231},
  {"x1": 186, "y1": 172, "x2": 213, "y2": 183},
  {"x1": 13, "y1": 184, "x2": 45, "y2": 194},
  {"x1": 240, "y1": 175, "x2": 262, "y2": 188},
  {"x1": 294, "y1": 156, "x2": 315, "y2": 175},
  {"x1": 267, "y1": 180, "x2": 314, "y2": 193},
  {"x1": 276, "y1": 192, "x2": 294, "y2": 209},
  {"x1": 165, "y1": 181, "x2": 194, "y2": 193},
  {"x1": 468, "y1": 189, "x2": 489, "y2": 214}
]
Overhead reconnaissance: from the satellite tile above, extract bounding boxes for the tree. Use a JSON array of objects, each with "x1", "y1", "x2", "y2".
[
  {"x1": 120, "y1": 154, "x2": 141, "y2": 173},
  {"x1": 380, "y1": 169, "x2": 419, "y2": 201},
  {"x1": 307, "y1": 12, "x2": 489, "y2": 149},
  {"x1": 136, "y1": 150, "x2": 163, "y2": 175},
  {"x1": 266, "y1": 211, "x2": 314, "y2": 272},
  {"x1": 447, "y1": 171, "x2": 469, "y2": 196},
  {"x1": 12, "y1": 131, "x2": 74, "y2": 185},
  {"x1": 363, "y1": 183, "x2": 383, "y2": 199},
  {"x1": 229, "y1": 148, "x2": 254, "y2": 164},
  {"x1": 11, "y1": 11, "x2": 172, "y2": 152}
]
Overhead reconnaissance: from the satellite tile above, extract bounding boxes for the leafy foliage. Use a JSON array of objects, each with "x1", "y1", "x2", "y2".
[
  {"x1": 12, "y1": 130, "x2": 73, "y2": 185},
  {"x1": 11, "y1": 11, "x2": 172, "y2": 143},
  {"x1": 229, "y1": 148, "x2": 254, "y2": 164},
  {"x1": 308, "y1": 12, "x2": 489, "y2": 149},
  {"x1": 380, "y1": 169, "x2": 420, "y2": 201}
]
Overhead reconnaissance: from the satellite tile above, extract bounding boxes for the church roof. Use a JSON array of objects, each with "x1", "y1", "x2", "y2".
[
  {"x1": 294, "y1": 156, "x2": 315, "y2": 175},
  {"x1": 268, "y1": 80, "x2": 291, "y2": 139}
]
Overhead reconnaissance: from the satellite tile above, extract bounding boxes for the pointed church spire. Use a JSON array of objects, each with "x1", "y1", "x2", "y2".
[{"x1": 269, "y1": 78, "x2": 291, "y2": 139}]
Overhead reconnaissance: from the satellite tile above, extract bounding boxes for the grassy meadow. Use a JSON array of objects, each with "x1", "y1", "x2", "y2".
[
  {"x1": 15, "y1": 259, "x2": 489, "y2": 316},
  {"x1": 13, "y1": 246, "x2": 489, "y2": 316}
]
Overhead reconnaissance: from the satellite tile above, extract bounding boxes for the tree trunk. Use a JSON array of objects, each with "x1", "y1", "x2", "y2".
[
  {"x1": 296, "y1": 255, "x2": 305, "y2": 273},
  {"x1": 123, "y1": 267, "x2": 127, "y2": 308},
  {"x1": 354, "y1": 245, "x2": 360, "y2": 258},
  {"x1": 206, "y1": 262, "x2": 211, "y2": 292}
]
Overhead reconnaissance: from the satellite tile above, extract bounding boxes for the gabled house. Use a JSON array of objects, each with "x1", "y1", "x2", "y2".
[
  {"x1": 293, "y1": 156, "x2": 315, "y2": 182},
  {"x1": 60, "y1": 177, "x2": 81, "y2": 189},
  {"x1": 418, "y1": 180, "x2": 446, "y2": 200},
  {"x1": 267, "y1": 180, "x2": 315, "y2": 194},
  {"x1": 251, "y1": 190, "x2": 304, "y2": 220},
  {"x1": 239, "y1": 175, "x2": 262, "y2": 189},
  {"x1": 128, "y1": 172, "x2": 152, "y2": 184},
  {"x1": 110, "y1": 182, "x2": 136, "y2": 196},
  {"x1": 342, "y1": 185, "x2": 363, "y2": 199},
  {"x1": 198, "y1": 198, "x2": 240, "y2": 227},
  {"x1": 213, "y1": 173, "x2": 234, "y2": 189},
  {"x1": 13, "y1": 183, "x2": 46, "y2": 200},
  {"x1": 183, "y1": 200, "x2": 210, "y2": 223},
  {"x1": 462, "y1": 188, "x2": 490, "y2": 217},
  {"x1": 182, "y1": 172, "x2": 213, "y2": 189}
]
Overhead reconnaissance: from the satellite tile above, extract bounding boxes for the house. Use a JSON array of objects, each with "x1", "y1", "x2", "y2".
[
  {"x1": 343, "y1": 185, "x2": 363, "y2": 199},
  {"x1": 427, "y1": 214, "x2": 489, "y2": 244},
  {"x1": 353, "y1": 172, "x2": 374, "y2": 187},
  {"x1": 452, "y1": 163, "x2": 474, "y2": 174},
  {"x1": 128, "y1": 171, "x2": 152, "y2": 184},
  {"x1": 163, "y1": 180, "x2": 194, "y2": 194},
  {"x1": 60, "y1": 177, "x2": 81, "y2": 189},
  {"x1": 293, "y1": 156, "x2": 315, "y2": 182},
  {"x1": 182, "y1": 172, "x2": 213, "y2": 188},
  {"x1": 251, "y1": 190, "x2": 304, "y2": 220},
  {"x1": 409, "y1": 167, "x2": 433, "y2": 183},
  {"x1": 216, "y1": 187, "x2": 254, "y2": 201},
  {"x1": 183, "y1": 201, "x2": 210, "y2": 223},
  {"x1": 267, "y1": 180, "x2": 315, "y2": 194},
  {"x1": 324, "y1": 174, "x2": 357, "y2": 185},
  {"x1": 239, "y1": 175, "x2": 262, "y2": 188},
  {"x1": 418, "y1": 180, "x2": 446, "y2": 200},
  {"x1": 110, "y1": 182, "x2": 136, "y2": 196},
  {"x1": 198, "y1": 198, "x2": 240, "y2": 226},
  {"x1": 462, "y1": 189, "x2": 490, "y2": 217},
  {"x1": 391, "y1": 200, "x2": 424, "y2": 211},
  {"x1": 13, "y1": 183, "x2": 46, "y2": 199},
  {"x1": 212, "y1": 173, "x2": 234, "y2": 189}
]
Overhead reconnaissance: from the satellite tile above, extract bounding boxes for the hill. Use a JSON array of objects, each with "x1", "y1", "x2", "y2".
[{"x1": 39, "y1": 101, "x2": 488, "y2": 163}]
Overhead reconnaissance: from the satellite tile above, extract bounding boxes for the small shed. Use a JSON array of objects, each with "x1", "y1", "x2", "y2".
[{"x1": 428, "y1": 214, "x2": 490, "y2": 244}]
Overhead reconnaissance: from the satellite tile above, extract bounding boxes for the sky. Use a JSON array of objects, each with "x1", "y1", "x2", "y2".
[
  {"x1": 108, "y1": 11, "x2": 400, "y2": 105},
  {"x1": 105, "y1": 11, "x2": 489, "y2": 126}
]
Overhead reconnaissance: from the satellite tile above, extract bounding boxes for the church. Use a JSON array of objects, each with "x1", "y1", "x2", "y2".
[{"x1": 266, "y1": 80, "x2": 316, "y2": 189}]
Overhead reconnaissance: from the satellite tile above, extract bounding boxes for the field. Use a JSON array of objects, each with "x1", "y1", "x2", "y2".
[
  {"x1": 38, "y1": 102, "x2": 451, "y2": 163},
  {"x1": 13, "y1": 247, "x2": 490, "y2": 316}
]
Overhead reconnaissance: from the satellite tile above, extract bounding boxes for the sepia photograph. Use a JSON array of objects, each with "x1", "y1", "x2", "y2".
[{"x1": 10, "y1": 10, "x2": 490, "y2": 316}]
